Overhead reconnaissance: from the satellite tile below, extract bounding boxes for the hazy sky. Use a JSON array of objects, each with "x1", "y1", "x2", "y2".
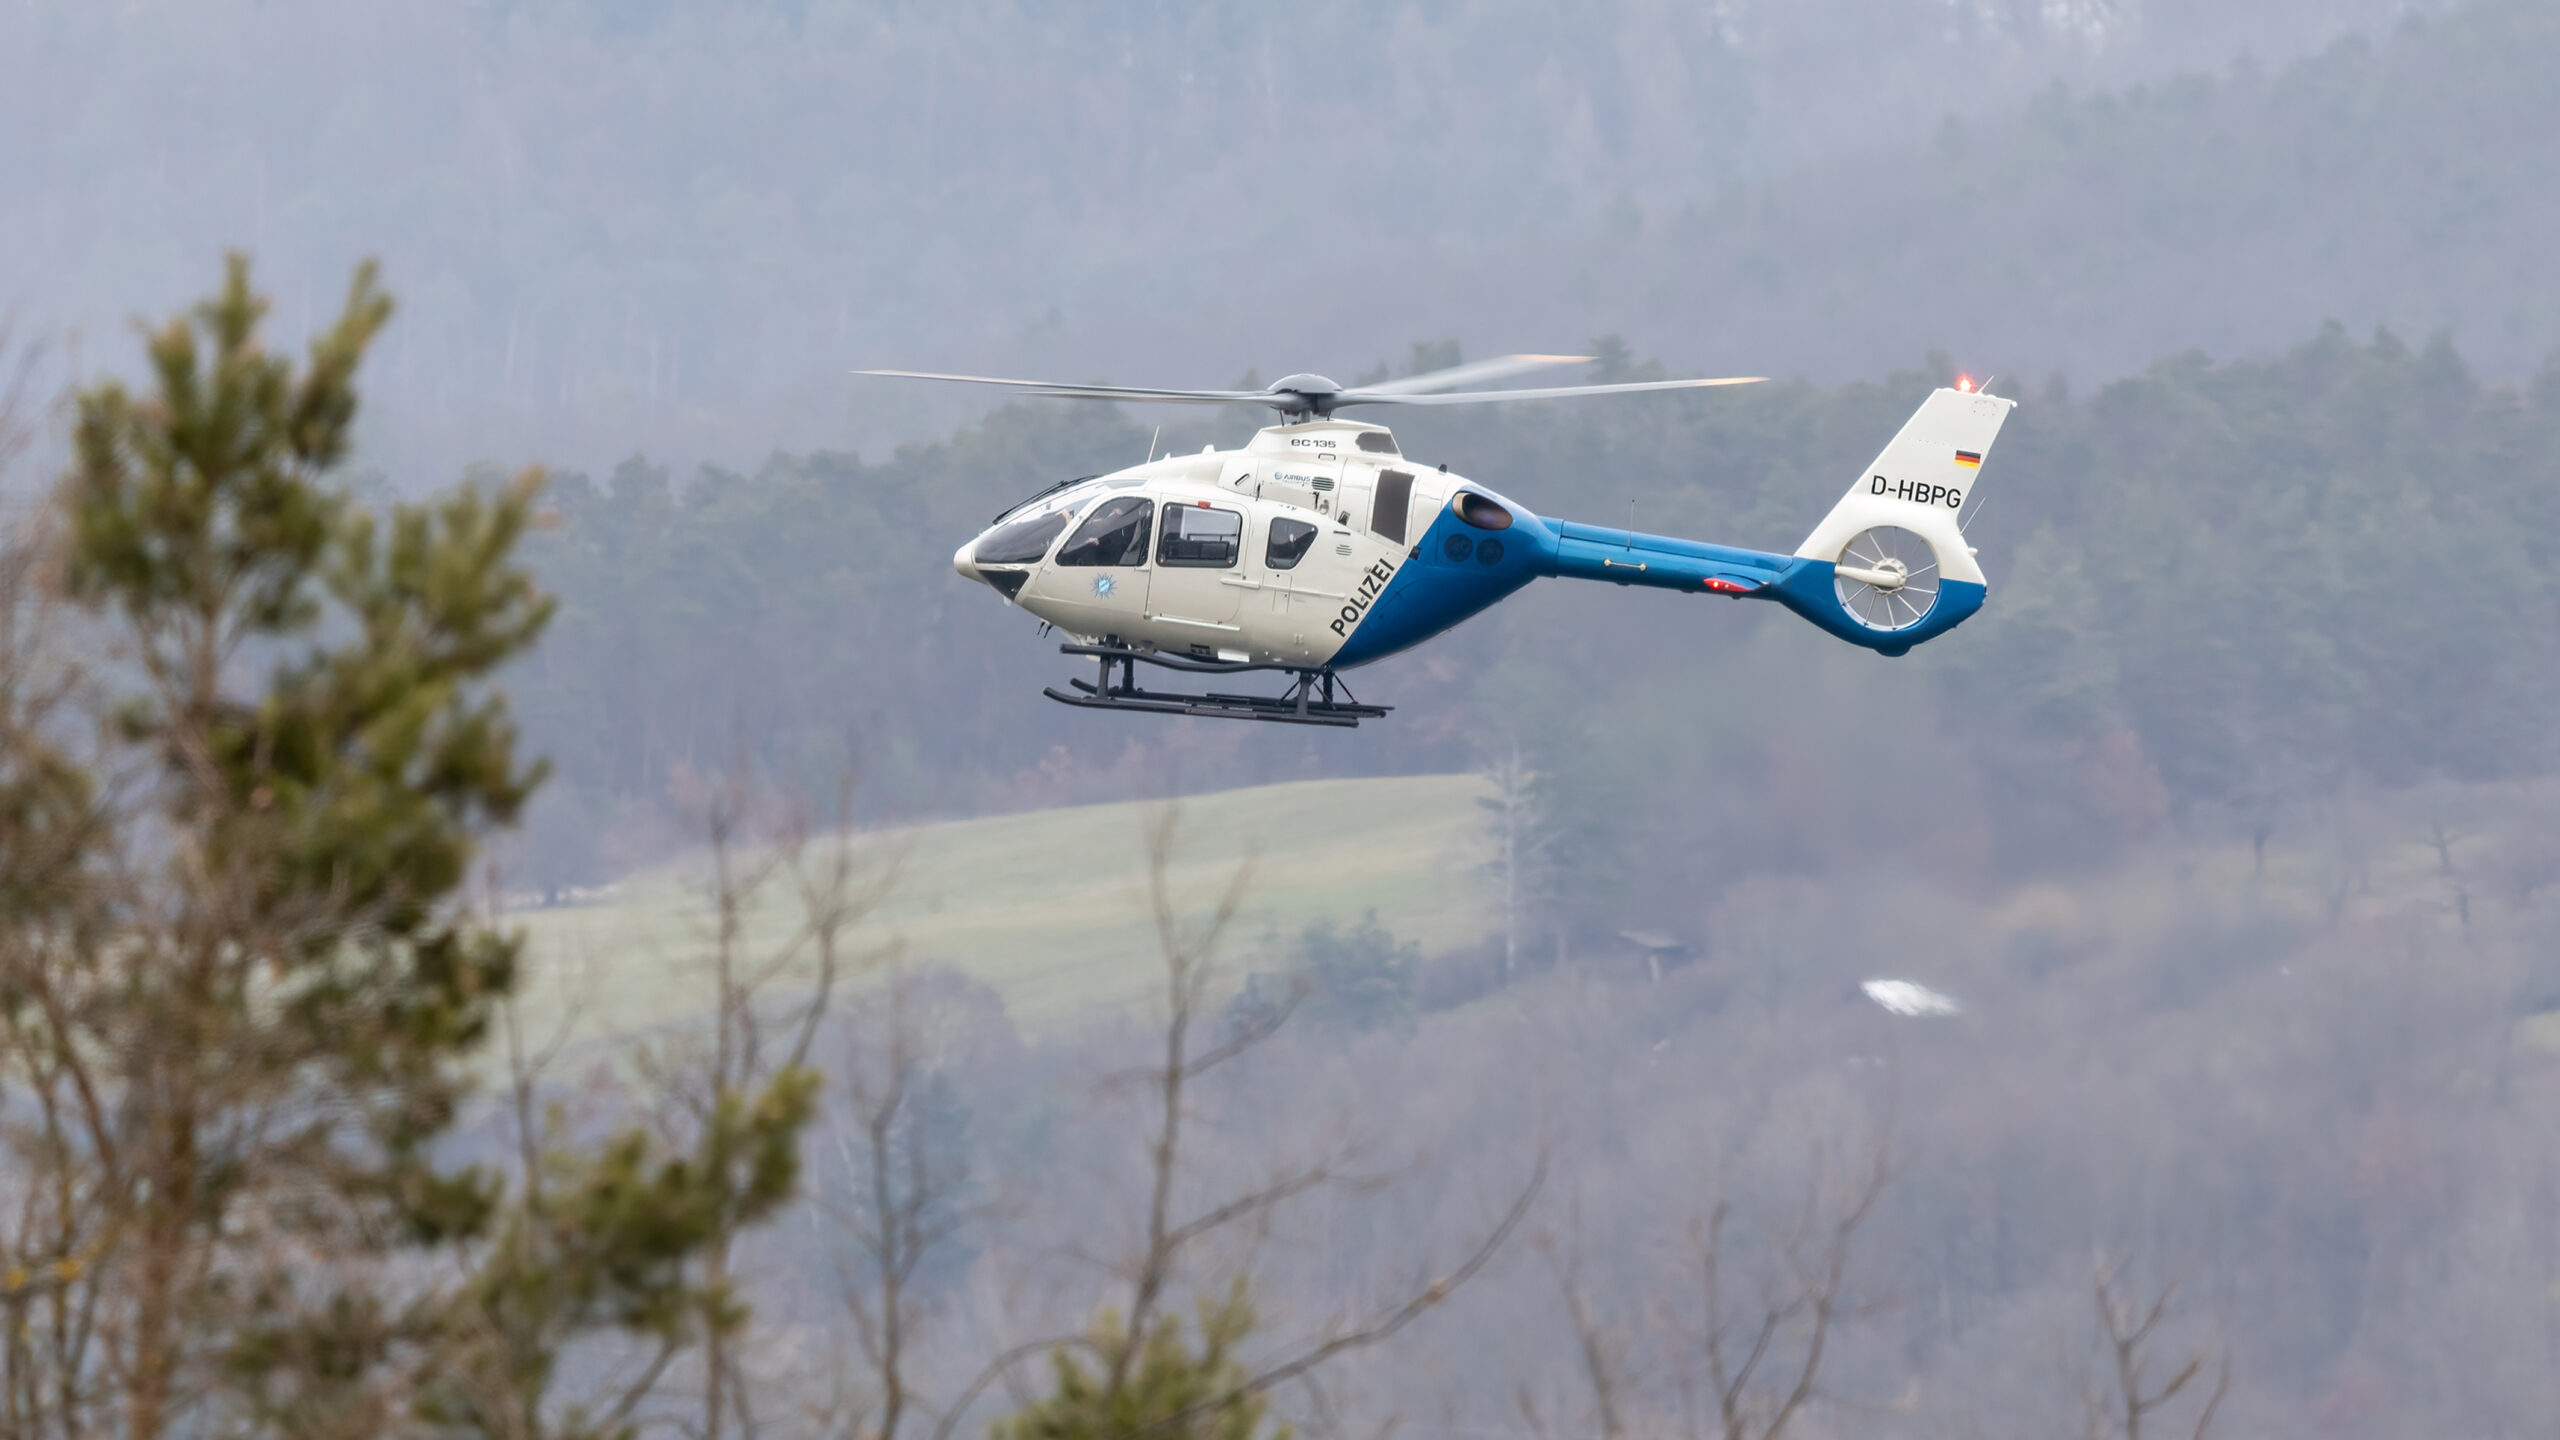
[{"x1": 2, "y1": 0, "x2": 2449, "y2": 481}]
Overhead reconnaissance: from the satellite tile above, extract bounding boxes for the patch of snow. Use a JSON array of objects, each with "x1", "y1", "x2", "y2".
[{"x1": 1861, "y1": 978, "x2": 1961, "y2": 1018}]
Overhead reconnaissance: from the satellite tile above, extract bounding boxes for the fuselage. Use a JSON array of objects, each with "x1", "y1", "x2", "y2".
[
  {"x1": 953, "y1": 419, "x2": 1548, "y2": 669},
  {"x1": 951, "y1": 406, "x2": 1996, "y2": 670}
]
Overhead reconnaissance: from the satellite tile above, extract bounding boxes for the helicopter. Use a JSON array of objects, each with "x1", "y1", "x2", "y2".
[{"x1": 858, "y1": 355, "x2": 2014, "y2": 727}]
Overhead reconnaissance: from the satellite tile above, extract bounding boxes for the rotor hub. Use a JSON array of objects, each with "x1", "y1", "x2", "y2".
[{"x1": 1266, "y1": 373, "x2": 1343, "y2": 417}]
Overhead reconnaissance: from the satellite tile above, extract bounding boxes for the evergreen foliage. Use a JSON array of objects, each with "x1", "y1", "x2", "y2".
[
  {"x1": 1289, "y1": 913, "x2": 1419, "y2": 1034},
  {"x1": 418, "y1": 1067, "x2": 822, "y2": 1440},
  {"x1": 0, "y1": 256, "x2": 827, "y2": 1440},
  {"x1": 994, "y1": 1286, "x2": 1282, "y2": 1440},
  {"x1": 24, "y1": 253, "x2": 557, "y2": 1438}
]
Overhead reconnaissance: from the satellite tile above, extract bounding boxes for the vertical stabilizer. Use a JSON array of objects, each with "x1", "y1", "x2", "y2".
[
  {"x1": 1760, "y1": 386, "x2": 2015, "y2": 653},
  {"x1": 1796, "y1": 386, "x2": 2015, "y2": 586}
]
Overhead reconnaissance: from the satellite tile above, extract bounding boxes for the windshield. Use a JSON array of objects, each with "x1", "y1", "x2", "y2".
[
  {"x1": 974, "y1": 509, "x2": 1071, "y2": 565},
  {"x1": 990, "y1": 473, "x2": 1096, "y2": 523},
  {"x1": 993, "y1": 472, "x2": 1147, "y2": 525}
]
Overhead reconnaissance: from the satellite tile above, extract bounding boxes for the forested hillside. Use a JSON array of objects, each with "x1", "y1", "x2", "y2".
[
  {"x1": 1515, "y1": 0, "x2": 2560, "y2": 387},
  {"x1": 12, "y1": 275, "x2": 2560, "y2": 1435},
  {"x1": 506, "y1": 323, "x2": 2560, "y2": 920}
]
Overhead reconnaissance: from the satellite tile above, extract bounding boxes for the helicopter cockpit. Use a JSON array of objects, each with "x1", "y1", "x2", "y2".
[
  {"x1": 952, "y1": 438, "x2": 1390, "y2": 664},
  {"x1": 957, "y1": 475, "x2": 1130, "y2": 596}
]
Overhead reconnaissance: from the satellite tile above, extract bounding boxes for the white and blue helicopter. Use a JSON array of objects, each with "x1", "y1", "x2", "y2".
[{"x1": 862, "y1": 357, "x2": 2013, "y2": 726}]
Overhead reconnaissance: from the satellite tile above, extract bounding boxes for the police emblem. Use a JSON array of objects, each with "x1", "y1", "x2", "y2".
[{"x1": 1093, "y1": 574, "x2": 1116, "y2": 598}]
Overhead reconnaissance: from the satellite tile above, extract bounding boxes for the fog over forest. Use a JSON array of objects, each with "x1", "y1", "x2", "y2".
[
  {"x1": 5, "y1": 3, "x2": 2560, "y2": 1440},
  {"x1": 0, "y1": 0, "x2": 2476, "y2": 475}
]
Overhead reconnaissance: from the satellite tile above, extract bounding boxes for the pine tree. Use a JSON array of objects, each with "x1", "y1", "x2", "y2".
[
  {"x1": 0, "y1": 254, "x2": 832, "y2": 1440},
  {"x1": 2, "y1": 252, "x2": 552, "y2": 1439},
  {"x1": 993, "y1": 1285, "x2": 1283, "y2": 1440}
]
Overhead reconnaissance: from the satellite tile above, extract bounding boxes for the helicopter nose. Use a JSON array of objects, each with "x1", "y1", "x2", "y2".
[{"x1": 953, "y1": 541, "x2": 981, "y2": 582}]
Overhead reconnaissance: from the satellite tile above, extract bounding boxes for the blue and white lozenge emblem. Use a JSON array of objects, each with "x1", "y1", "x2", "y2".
[{"x1": 1093, "y1": 574, "x2": 1116, "y2": 598}]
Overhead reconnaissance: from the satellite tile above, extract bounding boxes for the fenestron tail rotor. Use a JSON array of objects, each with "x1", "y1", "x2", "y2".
[
  {"x1": 1831, "y1": 525, "x2": 1941, "y2": 631},
  {"x1": 856, "y1": 355, "x2": 1763, "y2": 419}
]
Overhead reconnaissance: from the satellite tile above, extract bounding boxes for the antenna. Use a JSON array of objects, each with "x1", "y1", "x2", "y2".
[
  {"x1": 1145, "y1": 426, "x2": 1161, "y2": 463},
  {"x1": 1626, "y1": 498, "x2": 1636, "y2": 547}
]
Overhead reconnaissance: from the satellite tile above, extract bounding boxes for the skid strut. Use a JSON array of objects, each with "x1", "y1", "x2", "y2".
[{"x1": 1042, "y1": 643, "x2": 1390, "y2": 727}]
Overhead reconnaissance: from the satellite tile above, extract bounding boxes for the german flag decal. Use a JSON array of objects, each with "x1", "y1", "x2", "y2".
[{"x1": 1953, "y1": 450, "x2": 1983, "y2": 469}]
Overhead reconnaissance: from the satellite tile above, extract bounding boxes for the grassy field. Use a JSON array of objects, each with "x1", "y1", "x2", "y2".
[{"x1": 511, "y1": 772, "x2": 1499, "y2": 1041}]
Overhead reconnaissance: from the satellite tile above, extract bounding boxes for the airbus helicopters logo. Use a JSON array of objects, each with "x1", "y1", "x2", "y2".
[
  {"x1": 1329, "y1": 560, "x2": 1398, "y2": 636},
  {"x1": 1871, "y1": 474, "x2": 1965, "y2": 510}
]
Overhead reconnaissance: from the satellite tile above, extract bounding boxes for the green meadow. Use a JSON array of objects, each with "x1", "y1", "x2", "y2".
[{"x1": 510, "y1": 772, "x2": 1500, "y2": 1040}]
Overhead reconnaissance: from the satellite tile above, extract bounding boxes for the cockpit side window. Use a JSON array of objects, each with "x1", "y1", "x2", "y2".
[
  {"x1": 1265, "y1": 517, "x2": 1318, "y2": 570},
  {"x1": 1055, "y1": 495, "x2": 1154, "y2": 567},
  {"x1": 973, "y1": 509, "x2": 1070, "y2": 565},
  {"x1": 1157, "y1": 503, "x2": 1242, "y2": 568}
]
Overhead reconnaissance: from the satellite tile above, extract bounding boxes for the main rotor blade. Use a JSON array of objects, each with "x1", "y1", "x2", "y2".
[
  {"x1": 1354, "y1": 353, "x2": 1593, "y2": 397},
  {"x1": 855, "y1": 369, "x2": 1272, "y2": 406},
  {"x1": 1335, "y1": 375, "x2": 1767, "y2": 406}
]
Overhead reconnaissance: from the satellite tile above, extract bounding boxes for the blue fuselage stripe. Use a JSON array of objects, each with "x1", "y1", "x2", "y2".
[
  {"x1": 1327, "y1": 504, "x2": 1543, "y2": 667},
  {"x1": 1322, "y1": 494, "x2": 1990, "y2": 667}
]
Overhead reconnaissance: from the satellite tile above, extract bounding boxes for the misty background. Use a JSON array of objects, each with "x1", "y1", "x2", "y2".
[
  {"x1": 10, "y1": 1, "x2": 2560, "y2": 1436},
  {"x1": 0, "y1": 0, "x2": 2505, "y2": 476}
]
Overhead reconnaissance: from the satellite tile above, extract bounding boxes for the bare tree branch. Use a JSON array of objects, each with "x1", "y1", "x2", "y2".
[
  {"x1": 2085, "y1": 1262, "x2": 2230, "y2": 1440},
  {"x1": 926, "y1": 1333, "x2": 1104, "y2": 1440},
  {"x1": 1543, "y1": 1231, "x2": 1626, "y2": 1440},
  {"x1": 1168, "y1": 1157, "x2": 1548, "y2": 1431}
]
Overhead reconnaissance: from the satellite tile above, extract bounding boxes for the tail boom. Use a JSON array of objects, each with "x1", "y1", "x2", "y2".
[
  {"x1": 1543, "y1": 520, "x2": 1791, "y2": 595},
  {"x1": 1531, "y1": 384, "x2": 2013, "y2": 656},
  {"x1": 1534, "y1": 519, "x2": 1987, "y2": 655}
]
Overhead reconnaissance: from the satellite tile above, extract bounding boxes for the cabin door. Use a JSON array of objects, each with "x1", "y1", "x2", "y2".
[
  {"x1": 1025, "y1": 493, "x2": 1154, "y2": 638},
  {"x1": 1144, "y1": 500, "x2": 1246, "y2": 650}
]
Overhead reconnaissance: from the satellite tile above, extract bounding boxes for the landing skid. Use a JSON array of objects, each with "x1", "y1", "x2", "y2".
[{"x1": 1044, "y1": 643, "x2": 1391, "y2": 728}]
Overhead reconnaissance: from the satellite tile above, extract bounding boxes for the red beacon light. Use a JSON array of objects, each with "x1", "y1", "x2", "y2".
[{"x1": 1956, "y1": 374, "x2": 1975, "y2": 393}]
